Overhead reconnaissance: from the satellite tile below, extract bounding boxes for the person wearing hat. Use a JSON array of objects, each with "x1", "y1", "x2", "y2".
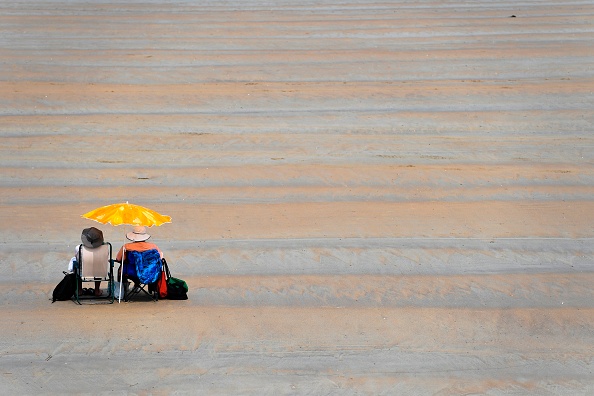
[
  {"x1": 68, "y1": 227, "x2": 106, "y2": 296},
  {"x1": 115, "y1": 225, "x2": 163, "y2": 262},
  {"x1": 115, "y1": 226, "x2": 164, "y2": 286}
]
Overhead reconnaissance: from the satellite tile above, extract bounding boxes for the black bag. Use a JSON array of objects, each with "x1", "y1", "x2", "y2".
[
  {"x1": 52, "y1": 272, "x2": 76, "y2": 302},
  {"x1": 162, "y1": 258, "x2": 188, "y2": 300}
]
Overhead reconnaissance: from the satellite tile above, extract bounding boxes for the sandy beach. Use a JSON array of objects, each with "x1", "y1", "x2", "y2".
[{"x1": 1, "y1": 1, "x2": 593, "y2": 394}]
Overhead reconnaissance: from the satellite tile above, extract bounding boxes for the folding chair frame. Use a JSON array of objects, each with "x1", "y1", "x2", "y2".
[{"x1": 73, "y1": 242, "x2": 114, "y2": 305}]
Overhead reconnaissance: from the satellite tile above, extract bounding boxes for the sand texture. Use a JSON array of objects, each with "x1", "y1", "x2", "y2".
[{"x1": 1, "y1": 0, "x2": 594, "y2": 394}]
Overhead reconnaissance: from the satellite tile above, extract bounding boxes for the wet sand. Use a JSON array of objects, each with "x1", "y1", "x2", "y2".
[{"x1": 1, "y1": 1, "x2": 593, "y2": 394}]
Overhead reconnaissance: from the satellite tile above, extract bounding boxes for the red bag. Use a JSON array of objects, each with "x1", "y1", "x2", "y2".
[{"x1": 157, "y1": 259, "x2": 168, "y2": 298}]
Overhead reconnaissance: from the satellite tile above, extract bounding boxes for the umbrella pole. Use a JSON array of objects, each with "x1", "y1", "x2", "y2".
[{"x1": 118, "y1": 246, "x2": 126, "y2": 303}]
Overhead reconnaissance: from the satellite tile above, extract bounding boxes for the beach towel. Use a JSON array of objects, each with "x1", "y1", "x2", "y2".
[{"x1": 126, "y1": 249, "x2": 161, "y2": 285}]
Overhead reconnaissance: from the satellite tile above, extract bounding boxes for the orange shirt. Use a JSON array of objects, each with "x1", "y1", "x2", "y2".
[{"x1": 116, "y1": 241, "x2": 163, "y2": 262}]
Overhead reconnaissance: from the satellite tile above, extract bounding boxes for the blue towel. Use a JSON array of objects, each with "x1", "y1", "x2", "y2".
[{"x1": 126, "y1": 249, "x2": 161, "y2": 284}]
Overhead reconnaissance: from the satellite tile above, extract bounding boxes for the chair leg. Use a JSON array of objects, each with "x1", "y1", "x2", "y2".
[
  {"x1": 73, "y1": 277, "x2": 114, "y2": 304},
  {"x1": 108, "y1": 276, "x2": 114, "y2": 303},
  {"x1": 125, "y1": 282, "x2": 158, "y2": 302},
  {"x1": 72, "y1": 272, "x2": 82, "y2": 305}
]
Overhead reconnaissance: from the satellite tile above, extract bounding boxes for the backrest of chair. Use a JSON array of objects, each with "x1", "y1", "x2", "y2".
[
  {"x1": 126, "y1": 249, "x2": 161, "y2": 284},
  {"x1": 79, "y1": 243, "x2": 111, "y2": 280}
]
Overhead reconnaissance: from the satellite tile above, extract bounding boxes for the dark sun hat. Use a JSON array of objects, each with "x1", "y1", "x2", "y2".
[{"x1": 81, "y1": 227, "x2": 104, "y2": 248}]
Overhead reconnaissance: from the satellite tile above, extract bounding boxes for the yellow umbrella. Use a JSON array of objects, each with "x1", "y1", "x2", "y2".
[
  {"x1": 82, "y1": 202, "x2": 171, "y2": 227},
  {"x1": 82, "y1": 202, "x2": 171, "y2": 302}
]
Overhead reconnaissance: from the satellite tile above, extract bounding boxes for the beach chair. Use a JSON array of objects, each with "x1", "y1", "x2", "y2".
[
  {"x1": 73, "y1": 242, "x2": 114, "y2": 304},
  {"x1": 122, "y1": 249, "x2": 162, "y2": 302}
]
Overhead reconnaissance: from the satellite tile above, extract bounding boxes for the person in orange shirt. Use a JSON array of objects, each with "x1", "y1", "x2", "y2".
[
  {"x1": 115, "y1": 225, "x2": 164, "y2": 287},
  {"x1": 116, "y1": 225, "x2": 163, "y2": 262}
]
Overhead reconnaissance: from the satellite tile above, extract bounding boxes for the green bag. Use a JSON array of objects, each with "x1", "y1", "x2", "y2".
[
  {"x1": 162, "y1": 258, "x2": 188, "y2": 300},
  {"x1": 167, "y1": 277, "x2": 188, "y2": 300}
]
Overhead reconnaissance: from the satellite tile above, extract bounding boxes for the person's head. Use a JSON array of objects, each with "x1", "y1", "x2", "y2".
[
  {"x1": 126, "y1": 225, "x2": 151, "y2": 242},
  {"x1": 81, "y1": 227, "x2": 104, "y2": 248}
]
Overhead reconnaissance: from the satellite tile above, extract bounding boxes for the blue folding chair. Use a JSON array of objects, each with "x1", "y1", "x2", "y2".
[{"x1": 122, "y1": 249, "x2": 162, "y2": 302}]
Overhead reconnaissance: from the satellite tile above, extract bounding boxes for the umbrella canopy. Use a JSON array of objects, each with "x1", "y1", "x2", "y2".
[{"x1": 82, "y1": 202, "x2": 171, "y2": 227}]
